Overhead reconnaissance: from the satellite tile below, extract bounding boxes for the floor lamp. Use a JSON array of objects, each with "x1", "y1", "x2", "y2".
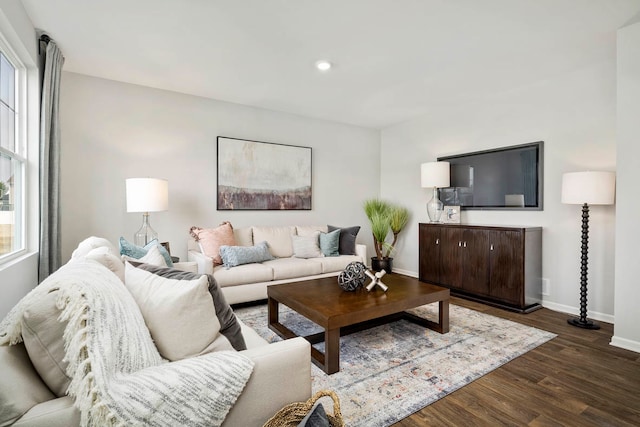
[
  {"x1": 126, "y1": 178, "x2": 169, "y2": 246},
  {"x1": 421, "y1": 162, "x2": 450, "y2": 223},
  {"x1": 561, "y1": 171, "x2": 615, "y2": 330}
]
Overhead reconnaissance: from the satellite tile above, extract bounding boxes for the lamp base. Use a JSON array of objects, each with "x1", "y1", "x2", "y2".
[
  {"x1": 134, "y1": 212, "x2": 158, "y2": 247},
  {"x1": 426, "y1": 187, "x2": 443, "y2": 223},
  {"x1": 567, "y1": 317, "x2": 600, "y2": 330}
]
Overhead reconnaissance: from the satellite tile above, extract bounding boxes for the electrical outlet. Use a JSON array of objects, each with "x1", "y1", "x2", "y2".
[{"x1": 542, "y1": 278, "x2": 550, "y2": 296}]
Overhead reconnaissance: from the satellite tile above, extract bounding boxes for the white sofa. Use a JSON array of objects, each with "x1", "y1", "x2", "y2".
[
  {"x1": 188, "y1": 225, "x2": 367, "y2": 305},
  {"x1": 0, "y1": 237, "x2": 312, "y2": 427}
]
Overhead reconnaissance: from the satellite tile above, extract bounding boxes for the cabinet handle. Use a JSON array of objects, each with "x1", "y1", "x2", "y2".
[
  {"x1": 435, "y1": 238, "x2": 439, "y2": 245},
  {"x1": 458, "y1": 241, "x2": 462, "y2": 247},
  {"x1": 463, "y1": 241, "x2": 467, "y2": 248},
  {"x1": 490, "y1": 244, "x2": 494, "y2": 251}
]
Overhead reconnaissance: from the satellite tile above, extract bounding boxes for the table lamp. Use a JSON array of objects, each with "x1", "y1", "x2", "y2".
[
  {"x1": 421, "y1": 162, "x2": 450, "y2": 222},
  {"x1": 561, "y1": 171, "x2": 615, "y2": 329},
  {"x1": 126, "y1": 178, "x2": 169, "y2": 246}
]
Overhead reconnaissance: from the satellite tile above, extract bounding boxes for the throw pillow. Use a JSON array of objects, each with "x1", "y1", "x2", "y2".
[
  {"x1": 119, "y1": 237, "x2": 174, "y2": 267},
  {"x1": 292, "y1": 232, "x2": 323, "y2": 259},
  {"x1": 20, "y1": 287, "x2": 70, "y2": 397},
  {"x1": 328, "y1": 225, "x2": 361, "y2": 255},
  {"x1": 124, "y1": 263, "x2": 234, "y2": 361},
  {"x1": 122, "y1": 244, "x2": 168, "y2": 268},
  {"x1": 133, "y1": 263, "x2": 247, "y2": 351},
  {"x1": 71, "y1": 236, "x2": 119, "y2": 259},
  {"x1": 296, "y1": 225, "x2": 328, "y2": 236},
  {"x1": 85, "y1": 247, "x2": 125, "y2": 282},
  {"x1": 219, "y1": 241, "x2": 274, "y2": 268},
  {"x1": 319, "y1": 229, "x2": 341, "y2": 257},
  {"x1": 189, "y1": 222, "x2": 236, "y2": 265}
]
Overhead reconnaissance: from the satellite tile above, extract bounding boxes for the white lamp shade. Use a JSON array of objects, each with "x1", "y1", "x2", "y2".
[
  {"x1": 561, "y1": 171, "x2": 615, "y2": 205},
  {"x1": 126, "y1": 178, "x2": 169, "y2": 212},
  {"x1": 421, "y1": 162, "x2": 450, "y2": 188}
]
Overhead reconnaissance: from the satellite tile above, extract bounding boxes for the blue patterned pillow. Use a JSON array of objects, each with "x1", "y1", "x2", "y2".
[
  {"x1": 319, "y1": 229, "x2": 340, "y2": 257},
  {"x1": 119, "y1": 237, "x2": 174, "y2": 267},
  {"x1": 219, "y1": 241, "x2": 274, "y2": 268}
]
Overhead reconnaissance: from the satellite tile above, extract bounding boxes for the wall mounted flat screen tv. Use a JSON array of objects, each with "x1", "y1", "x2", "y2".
[{"x1": 437, "y1": 141, "x2": 543, "y2": 210}]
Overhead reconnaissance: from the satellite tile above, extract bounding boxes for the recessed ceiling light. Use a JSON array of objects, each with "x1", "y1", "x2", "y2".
[{"x1": 315, "y1": 60, "x2": 332, "y2": 71}]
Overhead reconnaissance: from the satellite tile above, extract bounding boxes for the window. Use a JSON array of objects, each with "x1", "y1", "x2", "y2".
[{"x1": 0, "y1": 49, "x2": 24, "y2": 260}]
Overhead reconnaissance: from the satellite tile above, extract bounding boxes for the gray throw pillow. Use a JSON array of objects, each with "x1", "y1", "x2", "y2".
[
  {"x1": 327, "y1": 225, "x2": 361, "y2": 255},
  {"x1": 133, "y1": 263, "x2": 247, "y2": 351},
  {"x1": 219, "y1": 241, "x2": 274, "y2": 268},
  {"x1": 319, "y1": 229, "x2": 340, "y2": 257}
]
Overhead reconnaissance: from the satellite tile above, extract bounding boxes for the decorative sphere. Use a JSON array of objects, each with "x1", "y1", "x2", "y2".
[{"x1": 337, "y1": 261, "x2": 367, "y2": 291}]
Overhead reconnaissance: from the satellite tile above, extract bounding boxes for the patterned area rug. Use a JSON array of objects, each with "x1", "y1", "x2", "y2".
[{"x1": 234, "y1": 303, "x2": 556, "y2": 427}]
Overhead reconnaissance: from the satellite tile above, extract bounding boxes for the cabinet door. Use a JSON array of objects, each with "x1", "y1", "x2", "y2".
[
  {"x1": 419, "y1": 225, "x2": 441, "y2": 283},
  {"x1": 489, "y1": 230, "x2": 524, "y2": 305},
  {"x1": 460, "y1": 228, "x2": 490, "y2": 295},
  {"x1": 439, "y1": 227, "x2": 463, "y2": 289}
]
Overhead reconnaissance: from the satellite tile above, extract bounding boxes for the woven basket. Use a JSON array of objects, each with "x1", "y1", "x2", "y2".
[{"x1": 262, "y1": 390, "x2": 344, "y2": 427}]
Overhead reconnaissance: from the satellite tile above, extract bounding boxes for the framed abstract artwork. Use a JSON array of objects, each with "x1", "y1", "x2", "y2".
[{"x1": 217, "y1": 136, "x2": 312, "y2": 210}]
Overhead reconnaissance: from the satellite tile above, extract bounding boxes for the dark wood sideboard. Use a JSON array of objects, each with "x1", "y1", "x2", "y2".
[{"x1": 418, "y1": 223, "x2": 542, "y2": 313}]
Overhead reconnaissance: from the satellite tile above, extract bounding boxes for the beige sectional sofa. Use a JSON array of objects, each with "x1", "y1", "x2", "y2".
[
  {"x1": 188, "y1": 225, "x2": 367, "y2": 305},
  {"x1": 0, "y1": 237, "x2": 312, "y2": 427}
]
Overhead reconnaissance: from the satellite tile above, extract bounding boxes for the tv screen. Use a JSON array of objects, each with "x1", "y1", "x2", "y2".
[{"x1": 437, "y1": 141, "x2": 543, "y2": 210}]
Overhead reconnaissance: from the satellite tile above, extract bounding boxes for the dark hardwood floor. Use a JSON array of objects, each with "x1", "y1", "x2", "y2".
[{"x1": 393, "y1": 297, "x2": 640, "y2": 427}]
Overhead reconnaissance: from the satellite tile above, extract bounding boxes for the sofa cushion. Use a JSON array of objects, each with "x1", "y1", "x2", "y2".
[
  {"x1": 124, "y1": 263, "x2": 234, "y2": 360},
  {"x1": 328, "y1": 225, "x2": 361, "y2": 255},
  {"x1": 134, "y1": 263, "x2": 247, "y2": 351},
  {"x1": 213, "y1": 263, "x2": 274, "y2": 287},
  {"x1": 119, "y1": 237, "x2": 173, "y2": 267},
  {"x1": 319, "y1": 229, "x2": 341, "y2": 257},
  {"x1": 296, "y1": 225, "x2": 328, "y2": 236},
  {"x1": 311, "y1": 254, "x2": 363, "y2": 274},
  {"x1": 252, "y1": 226, "x2": 296, "y2": 258},
  {"x1": 220, "y1": 242, "x2": 274, "y2": 268},
  {"x1": 262, "y1": 258, "x2": 323, "y2": 281},
  {"x1": 122, "y1": 244, "x2": 167, "y2": 268},
  {"x1": 189, "y1": 222, "x2": 236, "y2": 265},
  {"x1": 20, "y1": 288, "x2": 70, "y2": 397},
  {"x1": 292, "y1": 232, "x2": 323, "y2": 259},
  {"x1": 0, "y1": 343, "x2": 56, "y2": 426},
  {"x1": 233, "y1": 227, "x2": 253, "y2": 246},
  {"x1": 71, "y1": 236, "x2": 119, "y2": 259}
]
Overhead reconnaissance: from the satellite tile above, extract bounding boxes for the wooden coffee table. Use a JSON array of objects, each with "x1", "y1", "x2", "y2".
[{"x1": 267, "y1": 274, "x2": 450, "y2": 374}]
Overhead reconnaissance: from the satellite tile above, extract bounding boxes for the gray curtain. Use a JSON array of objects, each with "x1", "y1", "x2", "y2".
[{"x1": 38, "y1": 37, "x2": 64, "y2": 282}]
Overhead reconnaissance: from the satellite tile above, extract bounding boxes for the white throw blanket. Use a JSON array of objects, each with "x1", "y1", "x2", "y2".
[{"x1": 0, "y1": 260, "x2": 254, "y2": 426}]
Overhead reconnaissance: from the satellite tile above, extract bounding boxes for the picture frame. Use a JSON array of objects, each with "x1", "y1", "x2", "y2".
[
  {"x1": 443, "y1": 205, "x2": 461, "y2": 224},
  {"x1": 217, "y1": 136, "x2": 312, "y2": 210}
]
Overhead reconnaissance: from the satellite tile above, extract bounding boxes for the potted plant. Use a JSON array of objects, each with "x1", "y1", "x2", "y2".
[{"x1": 363, "y1": 198, "x2": 410, "y2": 273}]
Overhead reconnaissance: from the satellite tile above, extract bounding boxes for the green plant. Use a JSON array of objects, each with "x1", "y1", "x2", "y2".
[
  {"x1": 363, "y1": 198, "x2": 410, "y2": 259},
  {"x1": 0, "y1": 181, "x2": 6, "y2": 199}
]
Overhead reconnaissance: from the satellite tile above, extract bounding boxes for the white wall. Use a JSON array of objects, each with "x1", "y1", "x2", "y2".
[
  {"x1": 59, "y1": 72, "x2": 380, "y2": 263},
  {"x1": 612, "y1": 21, "x2": 640, "y2": 352},
  {"x1": 0, "y1": 0, "x2": 40, "y2": 318},
  {"x1": 380, "y1": 58, "x2": 617, "y2": 321}
]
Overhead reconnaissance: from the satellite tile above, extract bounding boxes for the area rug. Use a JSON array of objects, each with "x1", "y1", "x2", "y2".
[{"x1": 234, "y1": 302, "x2": 556, "y2": 426}]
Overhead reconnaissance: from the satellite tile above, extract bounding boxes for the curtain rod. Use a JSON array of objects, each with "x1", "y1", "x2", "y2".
[{"x1": 39, "y1": 34, "x2": 51, "y2": 55}]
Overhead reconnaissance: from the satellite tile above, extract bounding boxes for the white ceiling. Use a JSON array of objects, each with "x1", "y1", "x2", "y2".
[{"x1": 20, "y1": 0, "x2": 640, "y2": 129}]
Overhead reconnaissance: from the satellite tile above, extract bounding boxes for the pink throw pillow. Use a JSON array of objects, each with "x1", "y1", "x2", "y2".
[{"x1": 190, "y1": 222, "x2": 236, "y2": 265}]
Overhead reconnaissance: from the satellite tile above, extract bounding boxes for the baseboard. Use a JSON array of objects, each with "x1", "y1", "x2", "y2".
[
  {"x1": 610, "y1": 336, "x2": 640, "y2": 353},
  {"x1": 400, "y1": 269, "x2": 616, "y2": 324},
  {"x1": 541, "y1": 301, "x2": 615, "y2": 325},
  {"x1": 393, "y1": 268, "x2": 417, "y2": 278}
]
